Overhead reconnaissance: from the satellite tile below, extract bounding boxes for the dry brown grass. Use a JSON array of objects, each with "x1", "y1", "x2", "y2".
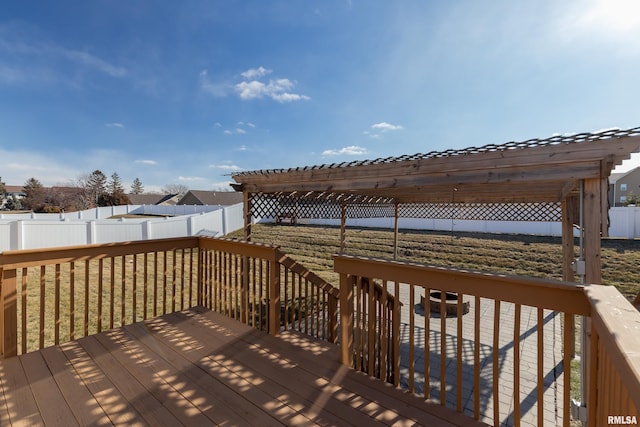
[{"x1": 231, "y1": 223, "x2": 640, "y2": 301}]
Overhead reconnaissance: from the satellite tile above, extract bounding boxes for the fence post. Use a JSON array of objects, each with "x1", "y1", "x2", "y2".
[
  {"x1": 268, "y1": 251, "x2": 281, "y2": 336},
  {"x1": 1, "y1": 267, "x2": 18, "y2": 358}
]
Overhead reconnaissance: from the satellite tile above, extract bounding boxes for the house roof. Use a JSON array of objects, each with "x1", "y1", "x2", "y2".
[
  {"x1": 609, "y1": 167, "x2": 640, "y2": 184},
  {"x1": 3, "y1": 186, "x2": 25, "y2": 194},
  {"x1": 127, "y1": 193, "x2": 179, "y2": 205},
  {"x1": 178, "y1": 190, "x2": 243, "y2": 205},
  {"x1": 231, "y1": 127, "x2": 640, "y2": 204}
]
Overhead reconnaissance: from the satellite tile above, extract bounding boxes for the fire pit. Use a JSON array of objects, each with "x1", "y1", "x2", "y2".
[{"x1": 421, "y1": 291, "x2": 470, "y2": 316}]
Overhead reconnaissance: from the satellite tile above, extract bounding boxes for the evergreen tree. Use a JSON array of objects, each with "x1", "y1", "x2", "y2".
[
  {"x1": 4, "y1": 195, "x2": 22, "y2": 211},
  {"x1": 130, "y1": 177, "x2": 144, "y2": 194},
  {"x1": 99, "y1": 172, "x2": 131, "y2": 206},
  {"x1": 87, "y1": 170, "x2": 107, "y2": 206},
  {"x1": 22, "y1": 177, "x2": 46, "y2": 212},
  {"x1": 0, "y1": 176, "x2": 5, "y2": 209}
]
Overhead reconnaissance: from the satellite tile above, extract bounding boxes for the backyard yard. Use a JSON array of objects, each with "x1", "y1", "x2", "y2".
[{"x1": 231, "y1": 223, "x2": 640, "y2": 302}]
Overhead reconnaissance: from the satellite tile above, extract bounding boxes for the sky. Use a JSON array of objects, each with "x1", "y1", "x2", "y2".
[{"x1": 1, "y1": 1, "x2": 640, "y2": 193}]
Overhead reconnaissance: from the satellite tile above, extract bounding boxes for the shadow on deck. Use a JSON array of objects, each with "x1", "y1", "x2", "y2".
[{"x1": 0, "y1": 306, "x2": 488, "y2": 426}]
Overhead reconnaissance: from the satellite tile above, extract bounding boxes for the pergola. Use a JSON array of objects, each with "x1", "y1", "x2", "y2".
[{"x1": 231, "y1": 126, "x2": 640, "y2": 286}]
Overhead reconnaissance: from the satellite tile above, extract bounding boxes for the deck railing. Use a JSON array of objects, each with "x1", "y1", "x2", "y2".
[
  {"x1": 0, "y1": 236, "x2": 338, "y2": 358},
  {"x1": 335, "y1": 254, "x2": 640, "y2": 427}
]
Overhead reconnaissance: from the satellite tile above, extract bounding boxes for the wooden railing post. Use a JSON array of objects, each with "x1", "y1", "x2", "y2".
[
  {"x1": 268, "y1": 251, "x2": 281, "y2": 336},
  {"x1": 1, "y1": 267, "x2": 18, "y2": 359},
  {"x1": 339, "y1": 272, "x2": 354, "y2": 366}
]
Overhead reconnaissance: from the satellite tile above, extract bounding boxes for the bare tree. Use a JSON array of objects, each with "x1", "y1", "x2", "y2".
[{"x1": 161, "y1": 183, "x2": 189, "y2": 195}]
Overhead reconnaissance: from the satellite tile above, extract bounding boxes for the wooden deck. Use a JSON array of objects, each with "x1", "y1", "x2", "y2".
[{"x1": 0, "y1": 306, "x2": 486, "y2": 426}]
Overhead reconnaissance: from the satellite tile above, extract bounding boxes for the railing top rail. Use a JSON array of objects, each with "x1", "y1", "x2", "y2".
[
  {"x1": 0, "y1": 236, "x2": 200, "y2": 268},
  {"x1": 198, "y1": 237, "x2": 280, "y2": 261},
  {"x1": 334, "y1": 254, "x2": 590, "y2": 315},
  {"x1": 276, "y1": 250, "x2": 339, "y2": 298},
  {"x1": 585, "y1": 284, "x2": 640, "y2": 406}
]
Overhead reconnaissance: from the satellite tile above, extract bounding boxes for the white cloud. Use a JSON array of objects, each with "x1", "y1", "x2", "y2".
[
  {"x1": 235, "y1": 128, "x2": 246, "y2": 134},
  {"x1": 210, "y1": 164, "x2": 242, "y2": 171},
  {"x1": 371, "y1": 122, "x2": 404, "y2": 132},
  {"x1": 322, "y1": 145, "x2": 368, "y2": 156},
  {"x1": 135, "y1": 159, "x2": 158, "y2": 165},
  {"x1": 200, "y1": 66, "x2": 310, "y2": 103},
  {"x1": 200, "y1": 69, "x2": 230, "y2": 97},
  {"x1": 237, "y1": 145, "x2": 248, "y2": 151},
  {"x1": 106, "y1": 122, "x2": 124, "y2": 128},
  {"x1": 234, "y1": 78, "x2": 310, "y2": 102},
  {"x1": 0, "y1": 26, "x2": 126, "y2": 80},
  {"x1": 240, "y1": 66, "x2": 272, "y2": 80},
  {"x1": 210, "y1": 180, "x2": 235, "y2": 191},
  {"x1": 246, "y1": 122, "x2": 256, "y2": 128},
  {"x1": 178, "y1": 176, "x2": 205, "y2": 182},
  {"x1": 575, "y1": 0, "x2": 640, "y2": 35},
  {"x1": 62, "y1": 49, "x2": 126, "y2": 77}
]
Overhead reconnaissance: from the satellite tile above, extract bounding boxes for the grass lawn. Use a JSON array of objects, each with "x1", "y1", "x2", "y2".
[{"x1": 231, "y1": 223, "x2": 640, "y2": 302}]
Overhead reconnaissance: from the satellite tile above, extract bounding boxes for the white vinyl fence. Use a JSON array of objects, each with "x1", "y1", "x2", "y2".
[
  {"x1": 2, "y1": 204, "x2": 639, "y2": 252},
  {"x1": 0, "y1": 203, "x2": 244, "y2": 251},
  {"x1": 293, "y1": 206, "x2": 640, "y2": 239}
]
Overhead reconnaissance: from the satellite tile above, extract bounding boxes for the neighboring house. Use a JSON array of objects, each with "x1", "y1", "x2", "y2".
[
  {"x1": 127, "y1": 193, "x2": 181, "y2": 206},
  {"x1": 1, "y1": 185, "x2": 26, "y2": 209},
  {"x1": 609, "y1": 167, "x2": 640, "y2": 206},
  {"x1": 4, "y1": 185, "x2": 26, "y2": 198},
  {"x1": 177, "y1": 190, "x2": 243, "y2": 206}
]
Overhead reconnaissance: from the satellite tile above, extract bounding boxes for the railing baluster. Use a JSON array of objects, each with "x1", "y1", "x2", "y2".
[
  {"x1": 393, "y1": 280, "x2": 400, "y2": 387},
  {"x1": 39, "y1": 265, "x2": 45, "y2": 348},
  {"x1": 355, "y1": 276, "x2": 362, "y2": 372},
  {"x1": 424, "y1": 286, "x2": 431, "y2": 400},
  {"x1": 493, "y1": 300, "x2": 501, "y2": 426},
  {"x1": 562, "y1": 313, "x2": 571, "y2": 427},
  {"x1": 514, "y1": 303, "x2": 521, "y2": 427},
  {"x1": 84, "y1": 260, "x2": 89, "y2": 337},
  {"x1": 69, "y1": 262, "x2": 75, "y2": 342},
  {"x1": 109, "y1": 257, "x2": 115, "y2": 329},
  {"x1": 456, "y1": 292, "x2": 463, "y2": 412},
  {"x1": 440, "y1": 288, "x2": 446, "y2": 405},
  {"x1": 537, "y1": 307, "x2": 544, "y2": 427},
  {"x1": 409, "y1": 284, "x2": 415, "y2": 393},
  {"x1": 21, "y1": 268, "x2": 27, "y2": 355},
  {"x1": 55, "y1": 263, "x2": 60, "y2": 345},
  {"x1": 121, "y1": 255, "x2": 126, "y2": 326},
  {"x1": 474, "y1": 295, "x2": 480, "y2": 420},
  {"x1": 97, "y1": 259, "x2": 103, "y2": 333},
  {"x1": 180, "y1": 249, "x2": 185, "y2": 311},
  {"x1": 143, "y1": 253, "x2": 148, "y2": 320}
]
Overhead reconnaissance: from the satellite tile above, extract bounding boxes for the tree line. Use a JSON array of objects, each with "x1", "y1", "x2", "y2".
[{"x1": 0, "y1": 172, "x2": 190, "y2": 213}]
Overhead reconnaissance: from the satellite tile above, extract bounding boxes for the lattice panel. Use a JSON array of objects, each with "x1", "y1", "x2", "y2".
[
  {"x1": 249, "y1": 194, "x2": 561, "y2": 222},
  {"x1": 399, "y1": 202, "x2": 562, "y2": 222}
]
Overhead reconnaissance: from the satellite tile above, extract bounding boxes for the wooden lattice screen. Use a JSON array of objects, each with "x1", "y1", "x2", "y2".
[{"x1": 249, "y1": 194, "x2": 562, "y2": 222}]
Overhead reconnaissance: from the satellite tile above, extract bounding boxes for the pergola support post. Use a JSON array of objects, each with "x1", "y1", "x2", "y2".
[
  {"x1": 340, "y1": 201, "x2": 347, "y2": 254},
  {"x1": 243, "y1": 192, "x2": 252, "y2": 242},
  {"x1": 393, "y1": 202, "x2": 399, "y2": 260},
  {"x1": 561, "y1": 196, "x2": 577, "y2": 358},
  {"x1": 582, "y1": 177, "x2": 603, "y2": 424}
]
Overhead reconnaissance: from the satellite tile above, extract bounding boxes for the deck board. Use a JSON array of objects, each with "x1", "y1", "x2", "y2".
[{"x1": 0, "y1": 307, "x2": 488, "y2": 426}]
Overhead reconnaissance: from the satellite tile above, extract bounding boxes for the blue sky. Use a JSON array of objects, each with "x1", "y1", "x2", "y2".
[{"x1": 1, "y1": 1, "x2": 640, "y2": 192}]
